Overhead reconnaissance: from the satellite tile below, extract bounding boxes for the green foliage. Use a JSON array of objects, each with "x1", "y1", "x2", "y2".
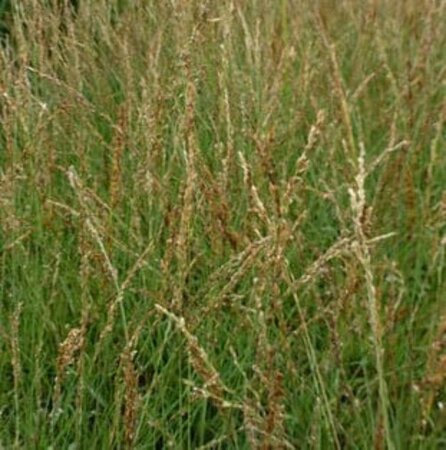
[{"x1": 1, "y1": 1, "x2": 445, "y2": 448}]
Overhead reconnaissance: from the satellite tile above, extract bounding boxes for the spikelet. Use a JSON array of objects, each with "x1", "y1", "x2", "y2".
[
  {"x1": 173, "y1": 75, "x2": 198, "y2": 310},
  {"x1": 53, "y1": 327, "x2": 85, "y2": 419},
  {"x1": 121, "y1": 346, "x2": 140, "y2": 449},
  {"x1": 349, "y1": 142, "x2": 393, "y2": 450},
  {"x1": 155, "y1": 304, "x2": 239, "y2": 410}
]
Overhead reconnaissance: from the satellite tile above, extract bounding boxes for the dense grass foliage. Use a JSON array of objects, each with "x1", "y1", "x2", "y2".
[{"x1": 1, "y1": 1, "x2": 445, "y2": 448}]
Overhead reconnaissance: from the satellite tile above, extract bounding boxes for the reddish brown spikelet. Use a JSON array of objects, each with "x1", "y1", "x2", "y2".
[
  {"x1": 262, "y1": 370, "x2": 286, "y2": 450},
  {"x1": 121, "y1": 347, "x2": 140, "y2": 449}
]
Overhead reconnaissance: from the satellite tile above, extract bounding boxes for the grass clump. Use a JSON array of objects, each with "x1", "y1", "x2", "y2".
[{"x1": 1, "y1": 1, "x2": 445, "y2": 448}]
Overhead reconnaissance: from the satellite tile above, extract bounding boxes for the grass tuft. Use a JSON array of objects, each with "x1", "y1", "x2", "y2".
[{"x1": 1, "y1": 1, "x2": 445, "y2": 448}]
